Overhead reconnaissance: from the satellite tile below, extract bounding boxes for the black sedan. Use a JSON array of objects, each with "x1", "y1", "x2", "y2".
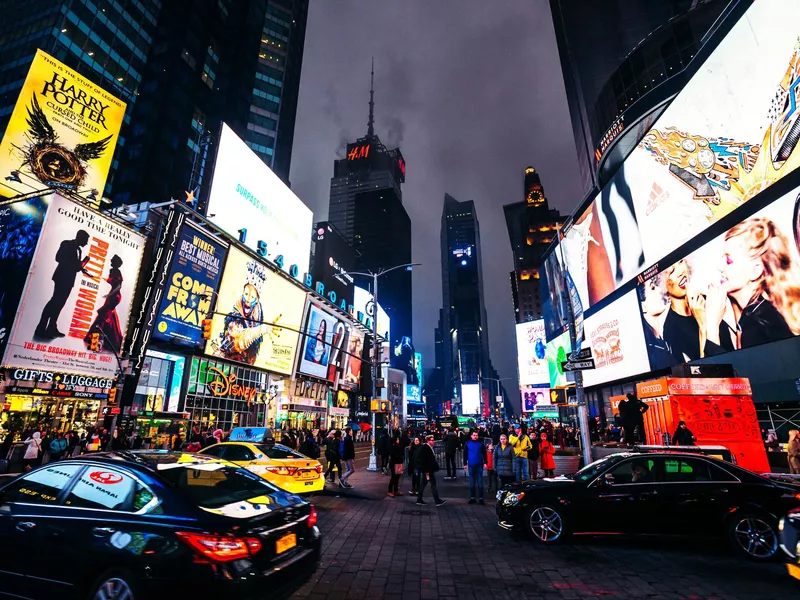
[
  {"x1": 496, "y1": 451, "x2": 800, "y2": 560},
  {"x1": 0, "y1": 451, "x2": 321, "y2": 599}
]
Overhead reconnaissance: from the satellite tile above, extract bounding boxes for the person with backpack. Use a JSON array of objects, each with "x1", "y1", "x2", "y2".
[{"x1": 49, "y1": 432, "x2": 68, "y2": 461}]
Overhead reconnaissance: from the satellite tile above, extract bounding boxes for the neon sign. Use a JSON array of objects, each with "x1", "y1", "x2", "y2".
[
  {"x1": 207, "y1": 366, "x2": 260, "y2": 405},
  {"x1": 347, "y1": 144, "x2": 370, "y2": 160}
]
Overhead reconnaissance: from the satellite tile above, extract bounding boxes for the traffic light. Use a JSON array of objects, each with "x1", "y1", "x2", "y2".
[
  {"x1": 89, "y1": 332, "x2": 100, "y2": 352},
  {"x1": 202, "y1": 318, "x2": 213, "y2": 339},
  {"x1": 108, "y1": 388, "x2": 117, "y2": 405}
]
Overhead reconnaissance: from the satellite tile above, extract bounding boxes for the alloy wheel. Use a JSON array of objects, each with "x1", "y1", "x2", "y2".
[
  {"x1": 733, "y1": 517, "x2": 778, "y2": 559},
  {"x1": 93, "y1": 578, "x2": 134, "y2": 600},
  {"x1": 529, "y1": 506, "x2": 563, "y2": 542}
]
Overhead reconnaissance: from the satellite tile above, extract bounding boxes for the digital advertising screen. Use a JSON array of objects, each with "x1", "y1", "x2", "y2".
[
  {"x1": 540, "y1": 251, "x2": 569, "y2": 341},
  {"x1": 521, "y1": 386, "x2": 550, "y2": 413},
  {"x1": 297, "y1": 303, "x2": 351, "y2": 381},
  {"x1": 352, "y1": 285, "x2": 390, "y2": 341},
  {"x1": 206, "y1": 124, "x2": 313, "y2": 273},
  {"x1": 461, "y1": 383, "x2": 480, "y2": 415},
  {"x1": 516, "y1": 320, "x2": 548, "y2": 386},
  {"x1": 3, "y1": 195, "x2": 145, "y2": 378},
  {"x1": 0, "y1": 50, "x2": 126, "y2": 206},
  {"x1": 0, "y1": 196, "x2": 50, "y2": 359},
  {"x1": 204, "y1": 246, "x2": 306, "y2": 375},
  {"x1": 638, "y1": 183, "x2": 800, "y2": 368},
  {"x1": 545, "y1": 329, "x2": 572, "y2": 388},
  {"x1": 153, "y1": 222, "x2": 228, "y2": 346},
  {"x1": 341, "y1": 328, "x2": 364, "y2": 390},
  {"x1": 582, "y1": 290, "x2": 650, "y2": 387},
  {"x1": 311, "y1": 222, "x2": 356, "y2": 307}
]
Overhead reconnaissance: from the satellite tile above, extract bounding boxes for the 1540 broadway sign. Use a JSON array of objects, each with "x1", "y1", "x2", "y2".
[{"x1": 0, "y1": 50, "x2": 126, "y2": 205}]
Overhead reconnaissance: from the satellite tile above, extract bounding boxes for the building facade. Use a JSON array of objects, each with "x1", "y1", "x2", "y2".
[{"x1": 504, "y1": 167, "x2": 563, "y2": 323}]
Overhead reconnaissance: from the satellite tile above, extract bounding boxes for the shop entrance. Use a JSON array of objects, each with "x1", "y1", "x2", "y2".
[{"x1": 1, "y1": 395, "x2": 101, "y2": 437}]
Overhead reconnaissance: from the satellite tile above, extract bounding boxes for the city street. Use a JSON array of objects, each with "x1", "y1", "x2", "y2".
[{"x1": 275, "y1": 467, "x2": 798, "y2": 600}]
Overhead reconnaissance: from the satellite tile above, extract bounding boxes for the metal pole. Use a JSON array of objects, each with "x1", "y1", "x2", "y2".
[
  {"x1": 368, "y1": 271, "x2": 379, "y2": 471},
  {"x1": 557, "y1": 223, "x2": 593, "y2": 466}
]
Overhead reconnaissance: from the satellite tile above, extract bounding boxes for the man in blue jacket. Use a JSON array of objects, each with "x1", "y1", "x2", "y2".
[{"x1": 462, "y1": 430, "x2": 488, "y2": 504}]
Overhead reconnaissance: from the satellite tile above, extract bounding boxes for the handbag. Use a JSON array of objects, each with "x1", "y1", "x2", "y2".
[{"x1": 394, "y1": 464, "x2": 404, "y2": 475}]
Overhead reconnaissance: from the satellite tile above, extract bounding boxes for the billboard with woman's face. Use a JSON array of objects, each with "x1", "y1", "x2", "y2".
[{"x1": 297, "y1": 303, "x2": 350, "y2": 382}]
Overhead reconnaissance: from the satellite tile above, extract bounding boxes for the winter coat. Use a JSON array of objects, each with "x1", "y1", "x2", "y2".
[
  {"x1": 444, "y1": 431, "x2": 460, "y2": 454},
  {"x1": 539, "y1": 441, "x2": 556, "y2": 471},
  {"x1": 341, "y1": 435, "x2": 355, "y2": 461},
  {"x1": 493, "y1": 443, "x2": 515, "y2": 477},
  {"x1": 509, "y1": 433, "x2": 532, "y2": 458},
  {"x1": 672, "y1": 427, "x2": 696, "y2": 446},
  {"x1": 417, "y1": 443, "x2": 439, "y2": 474},
  {"x1": 389, "y1": 443, "x2": 404, "y2": 467},
  {"x1": 325, "y1": 437, "x2": 341, "y2": 460},
  {"x1": 408, "y1": 443, "x2": 422, "y2": 472},
  {"x1": 462, "y1": 439, "x2": 487, "y2": 466},
  {"x1": 527, "y1": 438, "x2": 540, "y2": 461},
  {"x1": 23, "y1": 433, "x2": 42, "y2": 460}
]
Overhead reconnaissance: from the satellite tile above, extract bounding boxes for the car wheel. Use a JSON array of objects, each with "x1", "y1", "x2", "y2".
[
  {"x1": 525, "y1": 504, "x2": 568, "y2": 544},
  {"x1": 727, "y1": 513, "x2": 779, "y2": 561},
  {"x1": 87, "y1": 568, "x2": 138, "y2": 600}
]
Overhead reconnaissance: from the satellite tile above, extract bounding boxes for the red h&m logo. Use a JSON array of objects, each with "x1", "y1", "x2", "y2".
[{"x1": 347, "y1": 144, "x2": 370, "y2": 160}]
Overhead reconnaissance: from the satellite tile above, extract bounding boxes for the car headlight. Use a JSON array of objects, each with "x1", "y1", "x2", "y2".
[
  {"x1": 503, "y1": 492, "x2": 526, "y2": 506},
  {"x1": 780, "y1": 517, "x2": 785, "y2": 532}
]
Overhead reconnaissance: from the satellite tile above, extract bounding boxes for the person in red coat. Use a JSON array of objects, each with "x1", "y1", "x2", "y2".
[{"x1": 539, "y1": 432, "x2": 556, "y2": 478}]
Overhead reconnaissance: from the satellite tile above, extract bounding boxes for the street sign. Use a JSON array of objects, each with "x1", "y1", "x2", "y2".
[
  {"x1": 561, "y1": 359, "x2": 595, "y2": 372},
  {"x1": 570, "y1": 347, "x2": 592, "y2": 361}
]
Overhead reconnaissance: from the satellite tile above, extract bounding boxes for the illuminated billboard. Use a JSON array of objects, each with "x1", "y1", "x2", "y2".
[
  {"x1": 311, "y1": 222, "x2": 356, "y2": 306},
  {"x1": 0, "y1": 50, "x2": 126, "y2": 205},
  {"x1": 515, "y1": 320, "x2": 548, "y2": 386},
  {"x1": 521, "y1": 386, "x2": 550, "y2": 412},
  {"x1": 545, "y1": 329, "x2": 571, "y2": 388},
  {"x1": 153, "y1": 222, "x2": 228, "y2": 347},
  {"x1": 547, "y1": 1, "x2": 800, "y2": 319},
  {"x1": 461, "y1": 383, "x2": 480, "y2": 415},
  {"x1": 297, "y1": 303, "x2": 351, "y2": 381},
  {"x1": 206, "y1": 124, "x2": 313, "y2": 274},
  {"x1": 3, "y1": 195, "x2": 145, "y2": 378},
  {"x1": 582, "y1": 290, "x2": 650, "y2": 387},
  {"x1": 204, "y1": 246, "x2": 306, "y2": 375},
  {"x1": 352, "y1": 285, "x2": 390, "y2": 341},
  {"x1": 341, "y1": 328, "x2": 364, "y2": 390}
]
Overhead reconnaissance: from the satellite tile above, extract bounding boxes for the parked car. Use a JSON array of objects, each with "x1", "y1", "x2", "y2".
[
  {"x1": 198, "y1": 440, "x2": 325, "y2": 494},
  {"x1": 780, "y1": 506, "x2": 800, "y2": 581},
  {"x1": 496, "y1": 451, "x2": 800, "y2": 560},
  {"x1": 0, "y1": 451, "x2": 321, "y2": 599}
]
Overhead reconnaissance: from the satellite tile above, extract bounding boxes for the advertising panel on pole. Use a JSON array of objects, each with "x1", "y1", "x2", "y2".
[
  {"x1": 521, "y1": 387, "x2": 550, "y2": 412},
  {"x1": 461, "y1": 383, "x2": 480, "y2": 415},
  {"x1": 637, "y1": 183, "x2": 800, "y2": 367},
  {"x1": 515, "y1": 320, "x2": 548, "y2": 386},
  {"x1": 3, "y1": 194, "x2": 145, "y2": 377},
  {"x1": 0, "y1": 196, "x2": 51, "y2": 358},
  {"x1": 545, "y1": 329, "x2": 572, "y2": 388},
  {"x1": 0, "y1": 50, "x2": 126, "y2": 205},
  {"x1": 204, "y1": 246, "x2": 306, "y2": 376},
  {"x1": 206, "y1": 124, "x2": 313, "y2": 273},
  {"x1": 340, "y1": 328, "x2": 364, "y2": 390},
  {"x1": 582, "y1": 290, "x2": 650, "y2": 387},
  {"x1": 153, "y1": 222, "x2": 228, "y2": 346},
  {"x1": 297, "y1": 303, "x2": 351, "y2": 382}
]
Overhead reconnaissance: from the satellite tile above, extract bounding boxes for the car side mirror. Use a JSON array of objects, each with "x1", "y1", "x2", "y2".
[{"x1": 601, "y1": 473, "x2": 615, "y2": 486}]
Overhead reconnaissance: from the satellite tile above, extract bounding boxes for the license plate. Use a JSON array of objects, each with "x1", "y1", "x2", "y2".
[
  {"x1": 276, "y1": 532, "x2": 297, "y2": 554},
  {"x1": 788, "y1": 563, "x2": 800, "y2": 581},
  {"x1": 305, "y1": 480, "x2": 315, "y2": 486},
  {"x1": 299, "y1": 471, "x2": 316, "y2": 479}
]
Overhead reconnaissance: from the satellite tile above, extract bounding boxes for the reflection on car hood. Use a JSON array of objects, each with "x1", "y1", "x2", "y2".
[
  {"x1": 201, "y1": 492, "x2": 303, "y2": 519},
  {"x1": 506, "y1": 476, "x2": 577, "y2": 492}
]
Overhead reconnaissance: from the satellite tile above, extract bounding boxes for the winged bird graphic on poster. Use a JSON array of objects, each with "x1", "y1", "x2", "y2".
[{"x1": 13, "y1": 94, "x2": 112, "y2": 191}]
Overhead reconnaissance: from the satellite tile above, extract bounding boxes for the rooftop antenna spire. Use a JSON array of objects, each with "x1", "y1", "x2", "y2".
[{"x1": 367, "y1": 57, "x2": 375, "y2": 137}]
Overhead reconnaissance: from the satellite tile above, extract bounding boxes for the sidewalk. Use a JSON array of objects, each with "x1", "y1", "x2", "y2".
[{"x1": 316, "y1": 465, "x2": 495, "y2": 504}]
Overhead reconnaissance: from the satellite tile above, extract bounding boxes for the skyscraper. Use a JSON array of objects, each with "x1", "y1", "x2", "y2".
[
  {"x1": 0, "y1": 0, "x2": 308, "y2": 204},
  {"x1": 327, "y1": 62, "x2": 412, "y2": 343},
  {"x1": 439, "y1": 194, "x2": 492, "y2": 415},
  {"x1": 504, "y1": 167, "x2": 563, "y2": 322}
]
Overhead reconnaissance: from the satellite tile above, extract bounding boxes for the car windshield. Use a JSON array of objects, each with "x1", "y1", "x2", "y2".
[
  {"x1": 254, "y1": 444, "x2": 305, "y2": 460},
  {"x1": 155, "y1": 461, "x2": 279, "y2": 509},
  {"x1": 571, "y1": 454, "x2": 628, "y2": 482}
]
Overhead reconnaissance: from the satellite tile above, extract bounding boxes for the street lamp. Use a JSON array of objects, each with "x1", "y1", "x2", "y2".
[
  {"x1": 350, "y1": 262, "x2": 421, "y2": 472},
  {"x1": 481, "y1": 376, "x2": 515, "y2": 420}
]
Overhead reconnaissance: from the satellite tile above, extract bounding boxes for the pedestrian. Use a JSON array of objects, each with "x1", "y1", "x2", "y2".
[
  {"x1": 325, "y1": 430, "x2": 342, "y2": 484},
  {"x1": 671, "y1": 421, "x2": 696, "y2": 446},
  {"x1": 444, "y1": 427, "x2": 459, "y2": 479},
  {"x1": 340, "y1": 426, "x2": 356, "y2": 488},
  {"x1": 0, "y1": 430, "x2": 15, "y2": 461},
  {"x1": 493, "y1": 434, "x2": 515, "y2": 488},
  {"x1": 388, "y1": 435, "x2": 404, "y2": 497},
  {"x1": 788, "y1": 429, "x2": 800, "y2": 475},
  {"x1": 171, "y1": 432, "x2": 184, "y2": 451},
  {"x1": 527, "y1": 431, "x2": 540, "y2": 480},
  {"x1": 49, "y1": 432, "x2": 67, "y2": 461},
  {"x1": 486, "y1": 441, "x2": 497, "y2": 494},
  {"x1": 377, "y1": 432, "x2": 391, "y2": 474},
  {"x1": 408, "y1": 436, "x2": 423, "y2": 495},
  {"x1": 416, "y1": 435, "x2": 446, "y2": 507},
  {"x1": 539, "y1": 431, "x2": 556, "y2": 478},
  {"x1": 23, "y1": 431, "x2": 42, "y2": 471},
  {"x1": 462, "y1": 430, "x2": 487, "y2": 504},
  {"x1": 509, "y1": 424, "x2": 532, "y2": 481},
  {"x1": 620, "y1": 392, "x2": 649, "y2": 444},
  {"x1": 300, "y1": 432, "x2": 320, "y2": 459}
]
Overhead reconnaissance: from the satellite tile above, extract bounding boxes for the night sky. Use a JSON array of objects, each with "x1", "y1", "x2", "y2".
[{"x1": 289, "y1": 0, "x2": 585, "y2": 413}]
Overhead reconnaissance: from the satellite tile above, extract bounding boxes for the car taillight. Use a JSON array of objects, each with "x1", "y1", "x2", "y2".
[
  {"x1": 266, "y1": 466, "x2": 297, "y2": 476},
  {"x1": 315, "y1": 464, "x2": 323, "y2": 474},
  {"x1": 307, "y1": 506, "x2": 318, "y2": 528},
  {"x1": 176, "y1": 532, "x2": 262, "y2": 562}
]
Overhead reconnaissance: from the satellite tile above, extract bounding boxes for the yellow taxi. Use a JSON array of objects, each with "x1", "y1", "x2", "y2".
[{"x1": 198, "y1": 439, "x2": 325, "y2": 494}]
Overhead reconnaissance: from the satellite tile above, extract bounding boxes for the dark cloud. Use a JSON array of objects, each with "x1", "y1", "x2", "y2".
[{"x1": 290, "y1": 0, "x2": 584, "y2": 413}]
